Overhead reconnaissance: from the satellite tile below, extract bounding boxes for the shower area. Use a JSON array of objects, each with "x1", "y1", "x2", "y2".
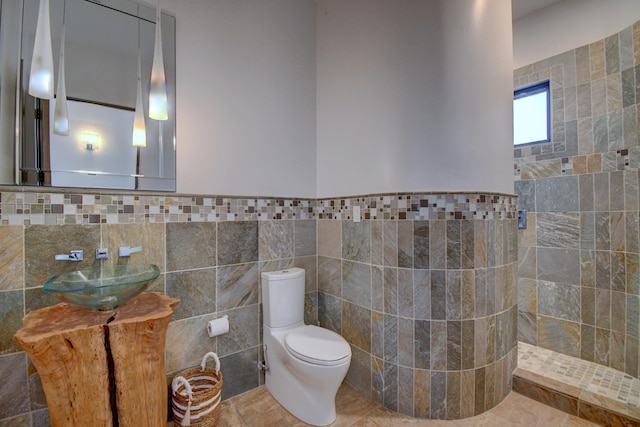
[{"x1": 513, "y1": 19, "x2": 640, "y2": 423}]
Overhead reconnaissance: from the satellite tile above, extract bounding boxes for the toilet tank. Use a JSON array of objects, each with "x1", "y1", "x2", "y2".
[{"x1": 261, "y1": 267, "x2": 305, "y2": 328}]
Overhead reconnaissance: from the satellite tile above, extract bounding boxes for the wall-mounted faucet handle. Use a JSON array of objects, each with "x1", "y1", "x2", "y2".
[
  {"x1": 118, "y1": 246, "x2": 143, "y2": 257},
  {"x1": 54, "y1": 250, "x2": 84, "y2": 261}
]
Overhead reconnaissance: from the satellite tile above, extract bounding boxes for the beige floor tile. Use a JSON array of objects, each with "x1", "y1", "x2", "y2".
[
  {"x1": 174, "y1": 383, "x2": 603, "y2": 427},
  {"x1": 232, "y1": 386, "x2": 280, "y2": 422},
  {"x1": 489, "y1": 392, "x2": 590, "y2": 427}
]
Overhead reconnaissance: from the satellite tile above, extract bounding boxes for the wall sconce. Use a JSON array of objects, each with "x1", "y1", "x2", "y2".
[{"x1": 81, "y1": 132, "x2": 101, "y2": 151}]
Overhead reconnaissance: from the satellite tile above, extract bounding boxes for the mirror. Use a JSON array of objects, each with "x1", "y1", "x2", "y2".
[{"x1": 0, "y1": 0, "x2": 176, "y2": 191}]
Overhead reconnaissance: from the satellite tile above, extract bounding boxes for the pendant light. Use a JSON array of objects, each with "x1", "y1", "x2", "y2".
[
  {"x1": 133, "y1": 50, "x2": 146, "y2": 147},
  {"x1": 29, "y1": 0, "x2": 55, "y2": 99},
  {"x1": 53, "y1": 2, "x2": 68, "y2": 136},
  {"x1": 149, "y1": 0, "x2": 168, "y2": 120}
]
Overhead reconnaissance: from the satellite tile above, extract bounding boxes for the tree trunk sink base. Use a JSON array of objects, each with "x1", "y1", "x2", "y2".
[{"x1": 14, "y1": 292, "x2": 179, "y2": 427}]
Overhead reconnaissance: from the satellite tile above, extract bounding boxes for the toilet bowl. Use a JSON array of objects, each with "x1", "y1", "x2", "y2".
[{"x1": 261, "y1": 268, "x2": 351, "y2": 426}]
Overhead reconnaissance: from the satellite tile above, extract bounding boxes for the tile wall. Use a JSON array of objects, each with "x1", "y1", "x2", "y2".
[
  {"x1": 0, "y1": 189, "x2": 317, "y2": 425},
  {"x1": 0, "y1": 189, "x2": 517, "y2": 425},
  {"x1": 316, "y1": 193, "x2": 519, "y2": 420},
  {"x1": 514, "y1": 20, "x2": 640, "y2": 377}
]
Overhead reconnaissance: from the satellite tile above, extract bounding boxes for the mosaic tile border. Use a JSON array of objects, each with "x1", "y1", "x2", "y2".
[{"x1": 0, "y1": 188, "x2": 518, "y2": 225}]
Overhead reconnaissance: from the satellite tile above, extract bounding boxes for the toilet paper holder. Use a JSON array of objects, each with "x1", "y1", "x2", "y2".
[{"x1": 206, "y1": 315, "x2": 230, "y2": 337}]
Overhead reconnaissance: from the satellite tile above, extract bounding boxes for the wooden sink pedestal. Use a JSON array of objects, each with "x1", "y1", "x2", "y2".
[{"x1": 14, "y1": 292, "x2": 179, "y2": 427}]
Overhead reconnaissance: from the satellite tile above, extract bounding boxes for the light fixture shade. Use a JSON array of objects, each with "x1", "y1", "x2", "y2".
[
  {"x1": 29, "y1": 0, "x2": 55, "y2": 99},
  {"x1": 53, "y1": 24, "x2": 69, "y2": 135},
  {"x1": 133, "y1": 52, "x2": 146, "y2": 147},
  {"x1": 149, "y1": 0, "x2": 168, "y2": 120}
]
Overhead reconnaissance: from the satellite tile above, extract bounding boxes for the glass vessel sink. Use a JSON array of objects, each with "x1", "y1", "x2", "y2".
[{"x1": 43, "y1": 264, "x2": 161, "y2": 310}]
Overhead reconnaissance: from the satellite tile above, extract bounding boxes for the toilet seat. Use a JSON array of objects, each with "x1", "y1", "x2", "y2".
[{"x1": 285, "y1": 325, "x2": 351, "y2": 366}]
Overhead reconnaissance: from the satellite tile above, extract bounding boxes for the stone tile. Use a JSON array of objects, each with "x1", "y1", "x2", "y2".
[
  {"x1": 397, "y1": 221, "x2": 413, "y2": 269},
  {"x1": 0, "y1": 290, "x2": 23, "y2": 355},
  {"x1": 397, "y1": 269, "x2": 413, "y2": 318},
  {"x1": 447, "y1": 321, "x2": 461, "y2": 371},
  {"x1": 413, "y1": 221, "x2": 429, "y2": 269},
  {"x1": 538, "y1": 281, "x2": 581, "y2": 322},
  {"x1": 537, "y1": 248, "x2": 580, "y2": 285},
  {"x1": 318, "y1": 291, "x2": 341, "y2": 334},
  {"x1": 536, "y1": 212, "x2": 580, "y2": 249},
  {"x1": 217, "y1": 221, "x2": 258, "y2": 266},
  {"x1": 166, "y1": 222, "x2": 216, "y2": 271},
  {"x1": 383, "y1": 314, "x2": 397, "y2": 364},
  {"x1": 371, "y1": 311, "x2": 384, "y2": 360},
  {"x1": 342, "y1": 221, "x2": 370, "y2": 263},
  {"x1": 382, "y1": 220, "x2": 398, "y2": 268},
  {"x1": 317, "y1": 219, "x2": 342, "y2": 259},
  {"x1": 397, "y1": 366, "x2": 413, "y2": 417},
  {"x1": 397, "y1": 317, "x2": 413, "y2": 367},
  {"x1": 24, "y1": 224, "x2": 100, "y2": 288},
  {"x1": 535, "y1": 176, "x2": 579, "y2": 212},
  {"x1": 216, "y1": 262, "x2": 259, "y2": 311},
  {"x1": 430, "y1": 371, "x2": 447, "y2": 419},
  {"x1": 384, "y1": 267, "x2": 398, "y2": 316},
  {"x1": 446, "y1": 270, "x2": 462, "y2": 320},
  {"x1": 294, "y1": 255, "x2": 316, "y2": 294},
  {"x1": 165, "y1": 268, "x2": 216, "y2": 320},
  {"x1": 382, "y1": 360, "x2": 398, "y2": 412},
  {"x1": 220, "y1": 347, "x2": 260, "y2": 400},
  {"x1": 165, "y1": 312, "x2": 218, "y2": 373},
  {"x1": 430, "y1": 220, "x2": 446, "y2": 269},
  {"x1": 537, "y1": 316, "x2": 581, "y2": 358},
  {"x1": 318, "y1": 256, "x2": 341, "y2": 297},
  {"x1": 503, "y1": 385, "x2": 578, "y2": 420},
  {"x1": 259, "y1": 220, "x2": 294, "y2": 261},
  {"x1": 430, "y1": 321, "x2": 447, "y2": 371},
  {"x1": 294, "y1": 219, "x2": 315, "y2": 257},
  {"x1": 446, "y1": 371, "x2": 461, "y2": 420},
  {"x1": 342, "y1": 301, "x2": 371, "y2": 353},
  {"x1": 431, "y1": 270, "x2": 446, "y2": 320},
  {"x1": 0, "y1": 353, "x2": 29, "y2": 419},
  {"x1": 342, "y1": 260, "x2": 371, "y2": 309},
  {"x1": 447, "y1": 220, "x2": 461, "y2": 269},
  {"x1": 0, "y1": 226, "x2": 23, "y2": 291},
  {"x1": 370, "y1": 221, "x2": 383, "y2": 267},
  {"x1": 414, "y1": 269, "x2": 430, "y2": 320},
  {"x1": 345, "y1": 345, "x2": 372, "y2": 399},
  {"x1": 217, "y1": 305, "x2": 260, "y2": 357}
]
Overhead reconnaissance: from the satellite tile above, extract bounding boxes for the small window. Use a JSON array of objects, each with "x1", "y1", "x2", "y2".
[{"x1": 513, "y1": 81, "x2": 550, "y2": 146}]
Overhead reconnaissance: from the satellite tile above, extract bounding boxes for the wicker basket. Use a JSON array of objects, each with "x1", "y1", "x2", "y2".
[{"x1": 171, "y1": 352, "x2": 223, "y2": 427}]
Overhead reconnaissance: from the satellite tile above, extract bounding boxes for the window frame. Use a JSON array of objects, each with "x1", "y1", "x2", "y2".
[{"x1": 513, "y1": 80, "x2": 551, "y2": 147}]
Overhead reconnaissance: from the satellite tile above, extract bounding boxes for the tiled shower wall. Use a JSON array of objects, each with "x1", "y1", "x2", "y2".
[
  {"x1": 514, "y1": 21, "x2": 640, "y2": 377},
  {"x1": 0, "y1": 190, "x2": 318, "y2": 425},
  {"x1": 316, "y1": 193, "x2": 518, "y2": 420},
  {"x1": 0, "y1": 189, "x2": 517, "y2": 424}
]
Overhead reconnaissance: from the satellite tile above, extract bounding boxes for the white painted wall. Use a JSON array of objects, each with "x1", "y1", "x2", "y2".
[
  {"x1": 316, "y1": 0, "x2": 514, "y2": 198},
  {"x1": 513, "y1": 0, "x2": 640, "y2": 69},
  {"x1": 166, "y1": 0, "x2": 317, "y2": 198}
]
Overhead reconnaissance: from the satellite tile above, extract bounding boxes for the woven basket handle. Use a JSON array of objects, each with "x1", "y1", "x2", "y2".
[
  {"x1": 200, "y1": 352, "x2": 221, "y2": 373},
  {"x1": 171, "y1": 376, "x2": 193, "y2": 401}
]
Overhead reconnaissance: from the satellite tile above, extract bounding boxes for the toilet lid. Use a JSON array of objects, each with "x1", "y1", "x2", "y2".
[{"x1": 285, "y1": 325, "x2": 351, "y2": 366}]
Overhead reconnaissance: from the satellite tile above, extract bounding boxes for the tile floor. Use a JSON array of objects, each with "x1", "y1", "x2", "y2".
[{"x1": 173, "y1": 382, "x2": 598, "y2": 426}]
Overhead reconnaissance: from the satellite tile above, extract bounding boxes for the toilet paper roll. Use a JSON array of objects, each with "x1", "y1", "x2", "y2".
[{"x1": 207, "y1": 315, "x2": 229, "y2": 337}]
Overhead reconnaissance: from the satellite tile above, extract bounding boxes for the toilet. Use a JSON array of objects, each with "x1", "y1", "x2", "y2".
[{"x1": 261, "y1": 268, "x2": 351, "y2": 426}]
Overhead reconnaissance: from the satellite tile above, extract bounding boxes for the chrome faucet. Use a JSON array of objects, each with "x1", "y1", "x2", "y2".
[
  {"x1": 54, "y1": 250, "x2": 84, "y2": 261},
  {"x1": 118, "y1": 246, "x2": 143, "y2": 257}
]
